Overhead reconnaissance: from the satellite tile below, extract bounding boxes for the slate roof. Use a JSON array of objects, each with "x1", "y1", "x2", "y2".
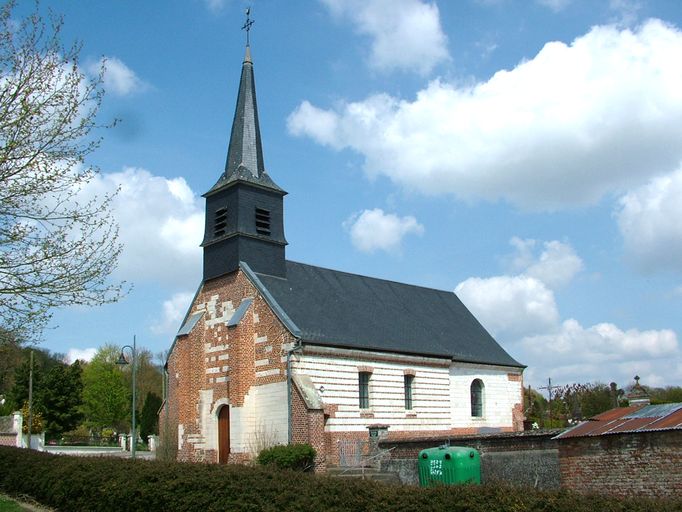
[
  {"x1": 206, "y1": 46, "x2": 284, "y2": 196},
  {"x1": 554, "y1": 403, "x2": 682, "y2": 439},
  {"x1": 246, "y1": 260, "x2": 523, "y2": 368}
]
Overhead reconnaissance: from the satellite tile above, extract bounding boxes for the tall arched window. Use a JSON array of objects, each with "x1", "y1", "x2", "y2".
[{"x1": 470, "y1": 379, "x2": 484, "y2": 417}]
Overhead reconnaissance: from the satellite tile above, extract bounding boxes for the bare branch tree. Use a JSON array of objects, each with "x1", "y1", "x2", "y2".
[{"x1": 0, "y1": 1, "x2": 125, "y2": 343}]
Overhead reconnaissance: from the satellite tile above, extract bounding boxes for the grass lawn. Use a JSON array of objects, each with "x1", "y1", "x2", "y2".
[
  {"x1": 0, "y1": 494, "x2": 49, "y2": 512},
  {"x1": 0, "y1": 496, "x2": 23, "y2": 512}
]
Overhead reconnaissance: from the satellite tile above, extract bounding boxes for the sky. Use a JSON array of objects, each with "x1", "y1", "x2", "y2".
[{"x1": 19, "y1": 0, "x2": 682, "y2": 392}]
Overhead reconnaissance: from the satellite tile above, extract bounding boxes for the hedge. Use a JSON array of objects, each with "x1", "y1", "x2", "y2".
[{"x1": 0, "y1": 447, "x2": 680, "y2": 512}]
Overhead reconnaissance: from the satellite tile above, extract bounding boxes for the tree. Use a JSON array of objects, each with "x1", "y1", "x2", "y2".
[
  {"x1": 0, "y1": 332, "x2": 23, "y2": 395},
  {"x1": 6, "y1": 347, "x2": 63, "y2": 411},
  {"x1": 0, "y1": 1, "x2": 124, "y2": 343},
  {"x1": 81, "y1": 345, "x2": 129, "y2": 433},
  {"x1": 40, "y1": 360, "x2": 83, "y2": 437},
  {"x1": 122, "y1": 348, "x2": 162, "y2": 414},
  {"x1": 20, "y1": 401, "x2": 43, "y2": 434},
  {"x1": 139, "y1": 391, "x2": 162, "y2": 441},
  {"x1": 553, "y1": 382, "x2": 620, "y2": 422}
]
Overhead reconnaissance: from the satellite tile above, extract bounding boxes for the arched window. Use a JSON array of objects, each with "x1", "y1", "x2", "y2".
[{"x1": 470, "y1": 379, "x2": 484, "y2": 417}]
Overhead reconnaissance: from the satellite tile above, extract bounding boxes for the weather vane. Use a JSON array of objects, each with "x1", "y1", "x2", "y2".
[{"x1": 242, "y1": 7, "x2": 254, "y2": 46}]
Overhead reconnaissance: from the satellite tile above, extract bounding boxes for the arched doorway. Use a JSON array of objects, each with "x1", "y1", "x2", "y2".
[{"x1": 218, "y1": 405, "x2": 230, "y2": 464}]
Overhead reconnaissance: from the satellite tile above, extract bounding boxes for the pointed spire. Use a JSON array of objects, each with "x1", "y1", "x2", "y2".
[{"x1": 206, "y1": 44, "x2": 283, "y2": 196}]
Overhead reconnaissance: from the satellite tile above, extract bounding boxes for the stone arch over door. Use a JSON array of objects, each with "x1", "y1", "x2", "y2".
[{"x1": 217, "y1": 405, "x2": 230, "y2": 463}]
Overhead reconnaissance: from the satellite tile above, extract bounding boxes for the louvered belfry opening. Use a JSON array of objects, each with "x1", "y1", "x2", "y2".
[
  {"x1": 255, "y1": 207, "x2": 271, "y2": 236},
  {"x1": 214, "y1": 207, "x2": 228, "y2": 238}
]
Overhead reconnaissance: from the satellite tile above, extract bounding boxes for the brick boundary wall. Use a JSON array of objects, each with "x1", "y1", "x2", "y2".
[
  {"x1": 0, "y1": 433, "x2": 17, "y2": 447},
  {"x1": 379, "y1": 430, "x2": 562, "y2": 488},
  {"x1": 559, "y1": 430, "x2": 682, "y2": 499}
]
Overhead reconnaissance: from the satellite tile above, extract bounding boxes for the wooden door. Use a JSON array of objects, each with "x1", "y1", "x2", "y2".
[{"x1": 218, "y1": 406, "x2": 230, "y2": 464}]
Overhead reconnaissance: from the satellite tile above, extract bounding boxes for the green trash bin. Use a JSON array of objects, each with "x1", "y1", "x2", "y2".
[{"x1": 418, "y1": 446, "x2": 481, "y2": 487}]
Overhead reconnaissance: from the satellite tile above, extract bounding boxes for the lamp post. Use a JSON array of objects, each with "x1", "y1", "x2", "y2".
[{"x1": 116, "y1": 335, "x2": 137, "y2": 459}]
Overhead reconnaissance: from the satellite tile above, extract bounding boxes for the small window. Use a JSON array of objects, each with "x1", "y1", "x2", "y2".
[
  {"x1": 214, "y1": 207, "x2": 228, "y2": 237},
  {"x1": 359, "y1": 372, "x2": 371, "y2": 409},
  {"x1": 255, "y1": 207, "x2": 271, "y2": 235},
  {"x1": 404, "y1": 374, "x2": 414, "y2": 410},
  {"x1": 471, "y1": 379, "x2": 484, "y2": 417}
]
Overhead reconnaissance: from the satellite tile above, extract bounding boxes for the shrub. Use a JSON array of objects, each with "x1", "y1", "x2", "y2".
[
  {"x1": 256, "y1": 443, "x2": 316, "y2": 471},
  {"x1": 0, "y1": 446, "x2": 681, "y2": 512}
]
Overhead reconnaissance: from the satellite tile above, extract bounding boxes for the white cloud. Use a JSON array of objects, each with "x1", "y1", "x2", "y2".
[
  {"x1": 204, "y1": 0, "x2": 229, "y2": 13},
  {"x1": 508, "y1": 237, "x2": 583, "y2": 288},
  {"x1": 321, "y1": 0, "x2": 449, "y2": 75},
  {"x1": 289, "y1": 20, "x2": 682, "y2": 210},
  {"x1": 455, "y1": 275, "x2": 559, "y2": 339},
  {"x1": 609, "y1": 0, "x2": 643, "y2": 27},
  {"x1": 83, "y1": 167, "x2": 203, "y2": 288},
  {"x1": 536, "y1": 0, "x2": 571, "y2": 12},
  {"x1": 616, "y1": 167, "x2": 682, "y2": 273},
  {"x1": 151, "y1": 291, "x2": 195, "y2": 336},
  {"x1": 88, "y1": 57, "x2": 146, "y2": 96},
  {"x1": 521, "y1": 319, "x2": 679, "y2": 386},
  {"x1": 343, "y1": 208, "x2": 424, "y2": 253},
  {"x1": 65, "y1": 347, "x2": 97, "y2": 363},
  {"x1": 455, "y1": 239, "x2": 679, "y2": 388}
]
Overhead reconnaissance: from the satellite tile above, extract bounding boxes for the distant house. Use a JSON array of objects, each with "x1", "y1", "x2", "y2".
[
  {"x1": 162, "y1": 43, "x2": 524, "y2": 469},
  {"x1": 555, "y1": 382, "x2": 682, "y2": 498}
]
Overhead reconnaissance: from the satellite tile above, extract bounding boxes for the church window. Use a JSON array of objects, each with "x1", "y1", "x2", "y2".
[
  {"x1": 214, "y1": 207, "x2": 228, "y2": 237},
  {"x1": 255, "y1": 207, "x2": 271, "y2": 235},
  {"x1": 471, "y1": 379, "x2": 484, "y2": 417},
  {"x1": 359, "y1": 371, "x2": 371, "y2": 409},
  {"x1": 404, "y1": 374, "x2": 414, "y2": 410}
]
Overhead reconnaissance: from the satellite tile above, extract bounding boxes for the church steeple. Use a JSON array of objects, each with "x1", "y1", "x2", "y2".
[
  {"x1": 206, "y1": 44, "x2": 283, "y2": 195},
  {"x1": 201, "y1": 29, "x2": 287, "y2": 281}
]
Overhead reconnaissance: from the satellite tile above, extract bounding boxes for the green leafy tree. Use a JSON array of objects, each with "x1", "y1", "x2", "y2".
[
  {"x1": 0, "y1": 334, "x2": 23, "y2": 399},
  {"x1": 40, "y1": 360, "x2": 83, "y2": 437},
  {"x1": 645, "y1": 385, "x2": 682, "y2": 404},
  {"x1": 139, "y1": 392, "x2": 162, "y2": 441},
  {"x1": 6, "y1": 348, "x2": 64, "y2": 411},
  {"x1": 0, "y1": 1, "x2": 125, "y2": 343},
  {"x1": 81, "y1": 345, "x2": 129, "y2": 433},
  {"x1": 120, "y1": 348, "x2": 162, "y2": 415}
]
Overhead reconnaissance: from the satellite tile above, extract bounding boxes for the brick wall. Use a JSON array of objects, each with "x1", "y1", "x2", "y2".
[
  {"x1": 165, "y1": 269, "x2": 296, "y2": 463},
  {"x1": 0, "y1": 433, "x2": 17, "y2": 447},
  {"x1": 559, "y1": 430, "x2": 682, "y2": 499}
]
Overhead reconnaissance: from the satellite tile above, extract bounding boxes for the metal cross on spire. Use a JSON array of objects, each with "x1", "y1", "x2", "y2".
[{"x1": 242, "y1": 7, "x2": 254, "y2": 46}]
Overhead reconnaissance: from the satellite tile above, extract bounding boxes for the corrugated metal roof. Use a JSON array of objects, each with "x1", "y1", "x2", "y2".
[
  {"x1": 555, "y1": 402, "x2": 682, "y2": 439},
  {"x1": 623, "y1": 403, "x2": 682, "y2": 419}
]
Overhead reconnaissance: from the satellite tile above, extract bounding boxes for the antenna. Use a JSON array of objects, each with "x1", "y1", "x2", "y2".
[{"x1": 242, "y1": 7, "x2": 255, "y2": 46}]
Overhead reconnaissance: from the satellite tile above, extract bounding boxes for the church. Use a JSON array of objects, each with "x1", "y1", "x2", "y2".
[{"x1": 162, "y1": 39, "x2": 525, "y2": 469}]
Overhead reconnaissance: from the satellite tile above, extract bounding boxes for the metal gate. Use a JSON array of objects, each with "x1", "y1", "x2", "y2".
[{"x1": 337, "y1": 439, "x2": 369, "y2": 467}]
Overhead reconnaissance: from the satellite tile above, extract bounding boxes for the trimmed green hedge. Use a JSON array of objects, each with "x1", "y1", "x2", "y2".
[
  {"x1": 257, "y1": 443, "x2": 316, "y2": 471},
  {"x1": 0, "y1": 446, "x2": 680, "y2": 512}
]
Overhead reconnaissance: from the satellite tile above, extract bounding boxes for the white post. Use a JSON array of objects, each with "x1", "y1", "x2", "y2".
[{"x1": 13, "y1": 412, "x2": 22, "y2": 448}]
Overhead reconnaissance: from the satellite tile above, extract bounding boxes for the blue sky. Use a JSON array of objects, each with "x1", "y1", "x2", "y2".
[{"x1": 24, "y1": 0, "x2": 682, "y2": 391}]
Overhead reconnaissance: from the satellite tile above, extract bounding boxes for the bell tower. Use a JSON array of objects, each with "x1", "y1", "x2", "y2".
[{"x1": 201, "y1": 38, "x2": 287, "y2": 280}]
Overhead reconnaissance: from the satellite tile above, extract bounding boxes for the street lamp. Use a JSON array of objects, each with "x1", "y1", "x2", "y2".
[{"x1": 116, "y1": 335, "x2": 137, "y2": 460}]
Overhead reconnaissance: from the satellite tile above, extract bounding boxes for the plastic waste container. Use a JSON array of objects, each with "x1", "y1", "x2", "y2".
[{"x1": 418, "y1": 445, "x2": 481, "y2": 487}]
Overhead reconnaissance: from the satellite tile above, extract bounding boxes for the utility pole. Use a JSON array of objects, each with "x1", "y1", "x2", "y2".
[
  {"x1": 539, "y1": 377, "x2": 561, "y2": 428},
  {"x1": 27, "y1": 350, "x2": 34, "y2": 448}
]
